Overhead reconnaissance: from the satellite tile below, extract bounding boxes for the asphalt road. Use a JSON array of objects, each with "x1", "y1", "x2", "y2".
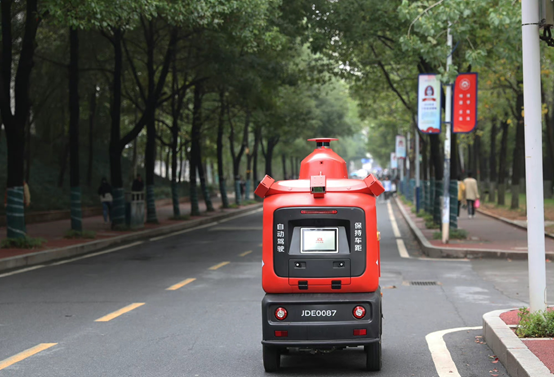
[{"x1": 1, "y1": 199, "x2": 549, "y2": 376}]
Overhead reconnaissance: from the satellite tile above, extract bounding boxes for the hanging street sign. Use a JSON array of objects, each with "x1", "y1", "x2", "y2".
[
  {"x1": 390, "y1": 152, "x2": 398, "y2": 169},
  {"x1": 453, "y1": 73, "x2": 478, "y2": 133},
  {"x1": 417, "y1": 74, "x2": 442, "y2": 134},
  {"x1": 395, "y1": 135, "x2": 406, "y2": 159}
]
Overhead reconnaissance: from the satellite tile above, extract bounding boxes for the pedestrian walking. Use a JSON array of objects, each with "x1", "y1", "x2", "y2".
[
  {"x1": 240, "y1": 176, "x2": 246, "y2": 200},
  {"x1": 457, "y1": 175, "x2": 466, "y2": 217},
  {"x1": 383, "y1": 176, "x2": 392, "y2": 201},
  {"x1": 131, "y1": 174, "x2": 144, "y2": 192},
  {"x1": 98, "y1": 177, "x2": 113, "y2": 223},
  {"x1": 463, "y1": 172, "x2": 479, "y2": 218}
]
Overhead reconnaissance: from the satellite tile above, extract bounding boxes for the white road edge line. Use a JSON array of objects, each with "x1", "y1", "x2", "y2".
[
  {"x1": 387, "y1": 201, "x2": 402, "y2": 238},
  {"x1": 50, "y1": 241, "x2": 144, "y2": 266},
  {"x1": 149, "y1": 207, "x2": 263, "y2": 242},
  {"x1": 396, "y1": 239, "x2": 410, "y2": 259},
  {"x1": 386, "y1": 200, "x2": 470, "y2": 262},
  {"x1": 425, "y1": 326, "x2": 482, "y2": 377},
  {"x1": 0, "y1": 241, "x2": 145, "y2": 279},
  {"x1": 0, "y1": 207, "x2": 263, "y2": 279},
  {"x1": 0, "y1": 264, "x2": 47, "y2": 278}
]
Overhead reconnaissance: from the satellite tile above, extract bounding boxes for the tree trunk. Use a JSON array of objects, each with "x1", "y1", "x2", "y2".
[
  {"x1": 230, "y1": 109, "x2": 250, "y2": 205},
  {"x1": 171, "y1": 118, "x2": 180, "y2": 217},
  {"x1": 1, "y1": 0, "x2": 40, "y2": 238},
  {"x1": 290, "y1": 156, "x2": 294, "y2": 179},
  {"x1": 107, "y1": 28, "x2": 125, "y2": 227},
  {"x1": 68, "y1": 28, "x2": 82, "y2": 231},
  {"x1": 251, "y1": 124, "x2": 261, "y2": 198},
  {"x1": 246, "y1": 149, "x2": 254, "y2": 200},
  {"x1": 87, "y1": 85, "x2": 97, "y2": 187},
  {"x1": 265, "y1": 137, "x2": 279, "y2": 177},
  {"x1": 189, "y1": 84, "x2": 202, "y2": 216},
  {"x1": 511, "y1": 93, "x2": 525, "y2": 210},
  {"x1": 145, "y1": 116, "x2": 157, "y2": 222},
  {"x1": 489, "y1": 120, "x2": 498, "y2": 203},
  {"x1": 422, "y1": 137, "x2": 428, "y2": 180},
  {"x1": 217, "y1": 91, "x2": 230, "y2": 208},
  {"x1": 281, "y1": 153, "x2": 287, "y2": 180},
  {"x1": 450, "y1": 133, "x2": 458, "y2": 180},
  {"x1": 497, "y1": 120, "x2": 510, "y2": 206},
  {"x1": 429, "y1": 134, "x2": 442, "y2": 180},
  {"x1": 58, "y1": 140, "x2": 69, "y2": 188},
  {"x1": 24, "y1": 111, "x2": 31, "y2": 183}
]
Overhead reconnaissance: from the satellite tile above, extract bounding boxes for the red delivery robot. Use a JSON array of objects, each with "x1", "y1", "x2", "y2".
[{"x1": 255, "y1": 138, "x2": 385, "y2": 372}]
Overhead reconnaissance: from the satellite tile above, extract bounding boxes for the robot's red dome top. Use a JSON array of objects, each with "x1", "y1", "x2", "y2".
[
  {"x1": 307, "y1": 138, "x2": 339, "y2": 148},
  {"x1": 299, "y1": 138, "x2": 347, "y2": 179}
]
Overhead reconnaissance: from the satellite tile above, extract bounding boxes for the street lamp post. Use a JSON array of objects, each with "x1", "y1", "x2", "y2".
[
  {"x1": 521, "y1": 0, "x2": 547, "y2": 312},
  {"x1": 441, "y1": 24, "x2": 453, "y2": 244}
]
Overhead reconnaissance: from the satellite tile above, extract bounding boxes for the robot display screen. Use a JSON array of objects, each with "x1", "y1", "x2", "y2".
[{"x1": 301, "y1": 228, "x2": 338, "y2": 253}]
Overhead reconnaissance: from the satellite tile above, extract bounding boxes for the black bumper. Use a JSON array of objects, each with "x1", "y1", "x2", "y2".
[{"x1": 262, "y1": 288, "x2": 381, "y2": 348}]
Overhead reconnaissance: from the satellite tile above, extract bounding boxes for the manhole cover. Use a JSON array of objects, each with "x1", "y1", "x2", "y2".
[{"x1": 403, "y1": 281, "x2": 441, "y2": 286}]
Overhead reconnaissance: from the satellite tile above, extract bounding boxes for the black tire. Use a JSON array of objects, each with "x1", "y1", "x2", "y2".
[
  {"x1": 263, "y1": 345, "x2": 280, "y2": 372},
  {"x1": 364, "y1": 339, "x2": 382, "y2": 371}
]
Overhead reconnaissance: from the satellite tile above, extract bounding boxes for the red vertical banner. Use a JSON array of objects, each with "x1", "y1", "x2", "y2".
[{"x1": 453, "y1": 73, "x2": 478, "y2": 133}]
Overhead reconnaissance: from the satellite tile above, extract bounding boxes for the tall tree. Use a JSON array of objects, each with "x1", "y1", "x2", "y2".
[
  {"x1": 68, "y1": 27, "x2": 82, "y2": 231},
  {"x1": 0, "y1": 0, "x2": 41, "y2": 238}
]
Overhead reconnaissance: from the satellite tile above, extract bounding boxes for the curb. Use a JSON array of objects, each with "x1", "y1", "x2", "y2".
[
  {"x1": 394, "y1": 197, "x2": 554, "y2": 260},
  {"x1": 483, "y1": 309, "x2": 553, "y2": 377},
  {"x1": 477, "y1": 208, "x2": 554, "y2": 240},
  {"x1": 0, "y1": 204, "x2": 263, "y2": 273}
]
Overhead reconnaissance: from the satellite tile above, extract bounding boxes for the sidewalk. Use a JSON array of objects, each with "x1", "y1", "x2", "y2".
[
  {"x1": 395, "y1": 197, "x2": 554, "y2": 260},
  {"x1": 0, "y1": 196, "x2": 262, "y2": 271}
]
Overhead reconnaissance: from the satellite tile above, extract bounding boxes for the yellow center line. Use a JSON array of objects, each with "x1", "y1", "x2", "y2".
[
  {"x1": 239, "y1": 250, "x2": 253, "y2": 257},
  {"x1": 166, "y1": 278, "x2": 196, "y2": 291},
  {"x1": 0, "y1": 343, "x2": 57, "y2": 371},
  {"x1": 95, "y1": 303, "x2": 145, "y2": 322},
  {"x1": 208, "y1": 261, "x2": 230, "y2": 270}
]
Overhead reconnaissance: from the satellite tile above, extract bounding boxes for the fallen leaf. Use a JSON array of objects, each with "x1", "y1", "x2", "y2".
[{"x1": 492, "y1": 358, "x2": 499, "y2": 364}]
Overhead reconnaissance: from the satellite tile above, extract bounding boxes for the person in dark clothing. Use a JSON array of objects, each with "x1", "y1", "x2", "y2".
[
  {"x1": 98, "y1": 178, "x2": 113, "y2": 223},
  {"x1": 239, "y1": 176, "x2": 246, "y2": 200},
  {"x1": 132, "y1": 174, "x2": 144, "y2": 192}
]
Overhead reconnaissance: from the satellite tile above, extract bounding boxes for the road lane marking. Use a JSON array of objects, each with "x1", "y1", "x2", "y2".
[
  {"x1": 0, "y1": 343, "x2": 57, "y2": 371},
  {"x1": 166, "y1": 278, "x2": 196, "y2": 291},
  {"x1": 387, "y1": 201, "x2": 402, "y2": 238},
  {"x1": 95, "y1": 303, "x2": 145, "y2": 322},
  {"x1": 0, "y1": 265, "x2": 46, "y2": 278},
  {"x1": 208, "y1": 261, "x2": 230, "y2": 270},
  {"x1": 239, "y1": 250, "x2": 253, "y2": 257},
  {"x1": 396, "y1": 239, "x2": 410, "y2": 259},
  {"x1": 0, "y1": 241, "x2": 145, "y2": 279},
  {"x1": 426, "y1": 326, "x2": 482, "y2": 377},
  {"x1": 51, "y1": 241, "x2": 144, "y2": 266},
  {"x1": 150, "y1": 207, "x2": 263, "y2": 241}
]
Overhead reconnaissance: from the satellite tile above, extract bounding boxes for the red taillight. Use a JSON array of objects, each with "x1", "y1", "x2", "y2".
[
  {"x1": 353, "y1": 306, "x2": 366, "y2": 319},
  {"x1": 275, "y1": 307, "x2": 288, "y2": 320},
  {"x1": 275, "y1": 331, "x2": 288, "y2": 337},
  {"x1": 353, "y1": 329, "x2": 367, "y2": 336},
  {"x1": 300, "y1": 210, "x2": 338, "y2": 215}
]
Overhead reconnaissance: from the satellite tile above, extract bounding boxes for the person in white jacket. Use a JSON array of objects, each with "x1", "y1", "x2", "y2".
[{"x1": 463, "y1": 172, "x2": 480, "y2": 218}]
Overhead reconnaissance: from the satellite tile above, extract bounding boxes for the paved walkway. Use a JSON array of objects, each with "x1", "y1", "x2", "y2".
[
  {"x1": 396, "y1": 198, "x2": 554, "y2": 253},
  {"x1": 0, "y1": 196, "x2": 235, "y2": 260}
]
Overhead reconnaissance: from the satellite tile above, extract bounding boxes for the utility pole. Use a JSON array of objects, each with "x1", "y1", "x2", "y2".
[
  {"x1": 415, "y1": 129, "x2": 420, "y2": 211},
  {"x1": 441, "y1": 24, "x2": 453, "y2": 244},
  {"x1": 521, "y1": 0, "x2": 547, "y2": 313}
]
